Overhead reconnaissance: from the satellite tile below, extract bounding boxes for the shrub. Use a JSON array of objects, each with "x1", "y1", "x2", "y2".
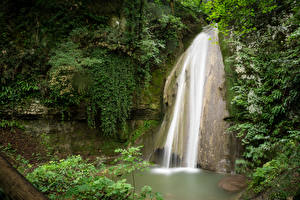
[{"x1": 27, "y1": 148, "x2": 162, "y2": 200}]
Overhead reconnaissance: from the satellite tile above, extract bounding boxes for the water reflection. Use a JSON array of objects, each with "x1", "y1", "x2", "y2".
[{"x1": 128, "y1": 167, "x2": 240, "y2": 200}]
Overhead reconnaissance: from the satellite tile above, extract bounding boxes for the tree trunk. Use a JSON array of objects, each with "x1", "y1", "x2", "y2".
[
  {"x1": 170, "y1": 0, "x2": 175, "y2": 15},
  {"x1": 0, "y1": 155, "x2": 48, "y2": 200},
  {"x1": 198, "y1": 0, "x2": 203, "y2": 8},
  {"x1": 137, "y1": 0, "x2": 145, "y2": 39}
]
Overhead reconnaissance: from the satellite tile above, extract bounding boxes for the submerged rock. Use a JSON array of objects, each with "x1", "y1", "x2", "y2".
[{"x1": 218, "y1": 175, "x2": 247, "y2": 192}]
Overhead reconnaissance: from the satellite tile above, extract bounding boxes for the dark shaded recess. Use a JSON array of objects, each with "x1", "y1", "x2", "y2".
[
  {"x1": 84, "y1": 0, "x2": 124, "y2": 16},
  {"x1": 169, "y1": 152, "x2": 181, "y2": 167},
  {"x1": 130, "y1": 108, "x2": 160, "y2": 120},
  {"x1": 151, "y1": 148, "x2": 164, "y2": 165},
  {"x1": 151, "y1": 148, "x2": 182, "y2": 167}
]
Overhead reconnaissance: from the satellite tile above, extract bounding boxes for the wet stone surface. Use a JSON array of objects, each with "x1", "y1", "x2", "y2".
[{"x1": 218, "y1": 175, "x2": 247, "y2": 192}]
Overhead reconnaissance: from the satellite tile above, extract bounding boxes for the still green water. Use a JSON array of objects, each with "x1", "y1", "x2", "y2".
[{"x1": 128, "y1": 168, "x2": 241, "y2": 200}]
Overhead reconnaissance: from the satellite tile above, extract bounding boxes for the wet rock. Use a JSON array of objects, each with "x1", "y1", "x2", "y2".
[
  {"x1": 197, "y1": 28, "x2": 240, "y2": 173},
  {"x1": 216, "y1": 159, "x2": 232, "y2": 173},
  {"x1": 218, "y1": 175, "x2": 247, "y2": 192}
]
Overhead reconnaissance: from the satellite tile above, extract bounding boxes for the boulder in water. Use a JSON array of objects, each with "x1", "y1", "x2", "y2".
[{"x1": 218, "y1": 175, "x2": 247, "y2": 192}]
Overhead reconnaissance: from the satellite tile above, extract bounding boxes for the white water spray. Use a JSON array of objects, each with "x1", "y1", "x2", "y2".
[{"x1": 162, "y1": 32, "x2": 209, "y2": 168}]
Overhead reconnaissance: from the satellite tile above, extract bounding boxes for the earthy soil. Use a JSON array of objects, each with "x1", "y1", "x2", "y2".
[
  {"x1": 0, "y1": 128, "x2": 49, "y2": 168},
  {"x1": 0, "y1": 127, "x2": 119, "y2": 170}
]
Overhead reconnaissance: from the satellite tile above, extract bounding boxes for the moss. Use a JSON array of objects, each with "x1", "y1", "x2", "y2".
[
  {"x1": 141, "y1": 68, "x2": 165, "y2": 110},
  {"x1": 218, "y1": 32, "x2": 237, "y2": 117},
  {"x1": 126, "y1": 120, "x2": 160, "y2": 147},
  {"x1": 40, "y1": 123, "x2": 126, "y2": 157}
]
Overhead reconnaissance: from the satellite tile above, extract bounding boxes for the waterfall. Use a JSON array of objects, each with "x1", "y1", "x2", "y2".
[{"x1": 162, "y1": 32, "x2": 210, "y2": 168}]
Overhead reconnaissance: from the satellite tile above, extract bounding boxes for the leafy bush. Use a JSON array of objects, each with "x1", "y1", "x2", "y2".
[
  {"x1": 46, "y1": 40, "x2": 100, "y2": 107},
  {"x1": 27, "y1": 147, "x2": 162, "y2": 200},
  {"x1": 246, "y1": 142, "x2": 300, "y2": 198},
  {"x1": 0, "y1": 78, "x2": 39, "y2": 107},
  {"x1": 204, "y1": 0, "x2": 278, "y2": 34},
  {"x1": 227, "y1": 9, "x2": 300, "y2": 169},
  {"x1": 27, "y1": 156, "x2": 123, "y2": 199},
  {"x1": 109, "y1": 146, "x2": 151, "y2": 177},
  {"x1": 212, "y1": 0, "x2": 300, "y2": 198}
]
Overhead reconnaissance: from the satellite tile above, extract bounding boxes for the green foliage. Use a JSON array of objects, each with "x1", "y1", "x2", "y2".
[
  {"x1": 27, "y1": 156, "x2": 111, "y2": 199},
  {"x1": 0, "y1": 0, "x2": 203, "y2": 139},
  {"x1": 157, "y1": 14, "x2": 186, "y2": 52},
  {"x1": 0, "y1": 143, "x2": 32, "y2": 174},
  {"x1": 0, "y1": 78, "x2": 39, "y2": 107},
  {"x1": 45, "y1": 36, "x2": 137, "y2": 136},
  {"x1": 27, "y1": 148, "x2": 162, "y2": 200},
  {"x1": 109, "y1": 146, "x2": 151, "y2": 177},
  {"x1": 127, "y1": 120, "x2": 159, "y2": 146},
  {"x1": 227, "y1": 11, "x2": 300, "y2": 168},
  {"x1": 204, "y1": 0, "x2": 278, "y2": 34},
  {"x1": 108, "y1": 146, "x2": 162, "y2": 200},
  {"x1": 0, "y1": 0, "x2": 93, "y2": 85},
  {"x1": 245, "y1": 142, "x2": 300, "y2": 198},
  {"x1": 214, "y1": 0, "x2": 300, "y2": 198},
  {"x1": 46, "y1": 40, "x2": 98, "y2": 107},
  {"x1": 0, "y1": 120, "x2": 24, "y2": 130},
  {"x1": 179, "y1": 0, "x2": 202, "y2": 9},
  {"x1": 87, "y1": 48, "x2": 136, "y2": 136}
]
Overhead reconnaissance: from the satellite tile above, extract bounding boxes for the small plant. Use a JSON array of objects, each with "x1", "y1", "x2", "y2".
[
  {"x1": 0, "y1": 144, "x2": 32, "y2": 174},
  {"x1": 39, "y1": 133, "x2": 53, "y2": 155},
  {"x1": 109, "y1": 146, "x2": 161, "y2": 200},
  {"x1": 109, "y1": 146, "x2": 151, "y2": 177},
  {"x1": 0, "y1": 120, "x2": 24, "y2": 130}
]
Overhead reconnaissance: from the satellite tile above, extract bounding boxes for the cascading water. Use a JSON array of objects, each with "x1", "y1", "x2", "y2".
[
  {"x1": 131, "y1": 29, "x2": 240, "y2": 199},
  {"x1": 162, "y1": 32, "x2": 210, "y2": 168}
]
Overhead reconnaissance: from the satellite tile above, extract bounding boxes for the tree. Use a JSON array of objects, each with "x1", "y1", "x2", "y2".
[{"x1": 204, "y1": 0, "x2": 277, "y2": 34}]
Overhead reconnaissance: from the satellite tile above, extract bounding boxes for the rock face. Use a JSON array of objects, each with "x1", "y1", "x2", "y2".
[
  {"x1": 21, "y1": 120, "x2": 109, "y2": 157},
  {"x1": 197, "y1": 29, "x2": 237, "y2": 173},
  {"x1": 0, "y1": 99, "x2": 48, "y2": 118},
  {"x1": 0, "y1": 99, "x2": 86, "y2": 120}
]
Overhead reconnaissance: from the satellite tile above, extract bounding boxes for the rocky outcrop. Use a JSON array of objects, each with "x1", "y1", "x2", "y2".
[
  {"x1": 0, "y1": 99, "x2": 86, "y2": 120},
  {"x1": 0, "y1": 99, "x2": 48, "y2": 117},
  {"x1": 197, "y1": 28, "x2": 238, "y2": 173}
]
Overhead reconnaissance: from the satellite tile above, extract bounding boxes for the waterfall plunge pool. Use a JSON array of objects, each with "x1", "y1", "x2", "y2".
[{"x1": 127, "y1": 167, "x2": 241, "y2": 200}]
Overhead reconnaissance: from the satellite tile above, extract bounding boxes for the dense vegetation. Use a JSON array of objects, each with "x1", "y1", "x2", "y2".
[
  {"x1": 0, "y1": 0, "x2": 203, "y2": 199},
  {"x1": 0, "y1": 0, "x2": 202, "y2": 138},
  {"x1": 206, "y1": 0, "x2": 300, "y2": 198},
  {"x1": 26, "y1": 147, "x2": 162, "y2": 200},
  {"x1": 1, "y1": 0, "x2": 299, "y2": 199}
]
